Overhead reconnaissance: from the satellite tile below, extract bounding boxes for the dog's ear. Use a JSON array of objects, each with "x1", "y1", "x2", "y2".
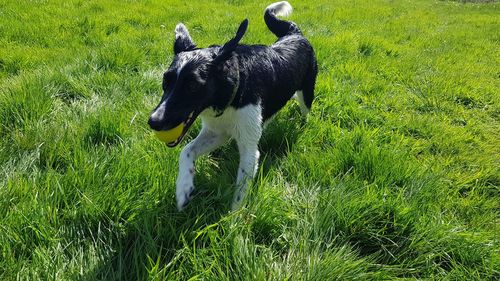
[
  {"x1": 213, "y1": 19, "x2": 248, "y2": 63},
  {"x1": 174, "y1": 23, "x2": 196, "y2": 54},
  {"x1": 208, "y1": 19, "x2": 247, "y2": 111},
  {"x1": 211, "y1": 55, "x2": 240, "y2": 112}
]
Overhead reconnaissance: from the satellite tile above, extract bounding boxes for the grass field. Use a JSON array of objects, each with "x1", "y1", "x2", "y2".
[{"x1": 1, "y1": 0, "x2": 499, "y2": 279}]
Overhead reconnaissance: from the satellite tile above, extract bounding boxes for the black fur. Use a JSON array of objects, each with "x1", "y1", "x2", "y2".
[{"x1": 149, "y1": 3, "x2": 317, "y2": 139}]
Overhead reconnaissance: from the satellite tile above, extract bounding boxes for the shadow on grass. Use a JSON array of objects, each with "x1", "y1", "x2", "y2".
[
  {"x1": 259, "y1": 107, "x2": 305, "y2": 176},
  {"x1": 82, "y1": 106, "x2": 305, "y2": 280}
]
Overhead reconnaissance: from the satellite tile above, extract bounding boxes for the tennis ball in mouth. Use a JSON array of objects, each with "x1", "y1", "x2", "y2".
[{"x1": 154, "y1": 123, "x2": 184, "y2": 143}]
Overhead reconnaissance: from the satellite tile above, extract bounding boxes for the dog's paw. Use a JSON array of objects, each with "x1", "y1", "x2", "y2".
[{"x1": 176, "y1": 181, "x2": 195, "y2": 211}]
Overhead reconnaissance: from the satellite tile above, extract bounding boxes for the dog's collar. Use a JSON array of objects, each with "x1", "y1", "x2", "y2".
[
  {"x1": 215, "y1": 88, "x2": 238, "y2": 117},
  {"x1": 228, "y1": 86, "x2": 239, "y2": 107}
]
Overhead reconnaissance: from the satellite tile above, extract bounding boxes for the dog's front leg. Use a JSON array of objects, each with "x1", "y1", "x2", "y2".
[
  {"x1": 176, "y1": 126, "x2": 227, "y2": 210},
  {"x1": 232, "y1": 107, "x2": 263, "y2": 210},
  {"x1": 232, "y1": 143, "x2": 260, "y2": 210}
]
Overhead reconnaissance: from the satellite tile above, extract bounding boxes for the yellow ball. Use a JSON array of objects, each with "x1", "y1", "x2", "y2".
[{"x1": 154, "y1": 123, "x2": 184, "y2": 143}]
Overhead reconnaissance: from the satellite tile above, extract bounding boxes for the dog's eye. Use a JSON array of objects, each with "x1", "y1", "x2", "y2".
[
  {"x1": 163, "y1": 71, "x2": 176, "y2": 90},
  {"x1": 183, "y1": 73, "x2": 202, "y2": 93}
]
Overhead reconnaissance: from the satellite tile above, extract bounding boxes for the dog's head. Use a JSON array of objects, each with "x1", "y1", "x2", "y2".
[{"x1": 148, "y1": 19, "x2": 248, "y2": 147}]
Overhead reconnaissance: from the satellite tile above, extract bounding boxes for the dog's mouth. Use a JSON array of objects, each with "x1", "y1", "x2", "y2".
[{"x1": 165, "y1": 110, "x2": 200, "y2": 147}]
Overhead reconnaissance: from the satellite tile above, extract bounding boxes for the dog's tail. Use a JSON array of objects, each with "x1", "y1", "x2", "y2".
[{"x1": 264, "y1": 1, "x2": 301, "y2": 38}]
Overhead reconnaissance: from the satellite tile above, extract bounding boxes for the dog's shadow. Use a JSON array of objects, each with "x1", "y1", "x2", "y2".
[
  {"x1": 83, "y1": 106, "x2": 305, "y2": 280},
  {"x1": 79, "y1": 188, "x2": 230, "y2": 280},
  {"x1": 258, "y1": 107, "x2": 305, "y2": 173}
]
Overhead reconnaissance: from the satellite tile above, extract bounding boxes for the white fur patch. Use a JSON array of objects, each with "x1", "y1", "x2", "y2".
[
  {"x1": 266, "y1": 1, "x2": 293, "y2": 18},
  {"x1": 176, "y1": 103, "x2": 263, "y2": 210},
  {"x1": 150, "y1": 99, "x2": 167, "y2": 122},
  {"x1": 175, "y1": 23, "x2": 190, "y2": 39}
]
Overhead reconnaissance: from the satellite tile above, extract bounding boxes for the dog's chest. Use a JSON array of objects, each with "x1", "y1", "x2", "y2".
[
  {"x1": 200, "y1": 107, "x2": 239, "y2": 136},
  {"x1": 199, "y1": 104, "x2": 262, "y2": 139}
]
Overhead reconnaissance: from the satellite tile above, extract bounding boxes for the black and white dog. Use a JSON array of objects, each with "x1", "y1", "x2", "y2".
[{"x1": 148, "y1": 1, "x2": 317, "y2": 210}]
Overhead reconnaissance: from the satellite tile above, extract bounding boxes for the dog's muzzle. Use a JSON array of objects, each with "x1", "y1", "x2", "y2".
[{"x1": 148, "y1": 110, "x2": 200, "y2": 147}]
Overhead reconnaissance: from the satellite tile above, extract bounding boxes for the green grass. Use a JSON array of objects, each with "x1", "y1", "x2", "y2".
[{"x1": 1, "y1": 0, "x2": 499, "y2": 279}]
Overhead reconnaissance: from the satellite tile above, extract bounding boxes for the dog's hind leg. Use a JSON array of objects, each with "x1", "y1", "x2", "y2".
[
  {"x1": 176, "y1": 126, "x2": 228, "y2": 210},
  {"x1": 232, "y1": 104, "x2": 263, "y2": 210},
  {"x1": 297, "y1": 61, "x2": 318, "y2": 116},
  {"x1": 293, "y1": 91, "x2": 310, "y2": 116}
]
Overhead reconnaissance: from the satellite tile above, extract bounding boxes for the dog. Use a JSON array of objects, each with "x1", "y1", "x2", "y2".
[{"x1": 148, "y1": 1, "x2": 318, "y2": 211}]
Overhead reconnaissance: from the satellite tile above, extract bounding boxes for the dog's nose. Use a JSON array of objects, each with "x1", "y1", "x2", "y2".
[{"x1": 148, "y1": 116, "x2": 164, "y2": 131}]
